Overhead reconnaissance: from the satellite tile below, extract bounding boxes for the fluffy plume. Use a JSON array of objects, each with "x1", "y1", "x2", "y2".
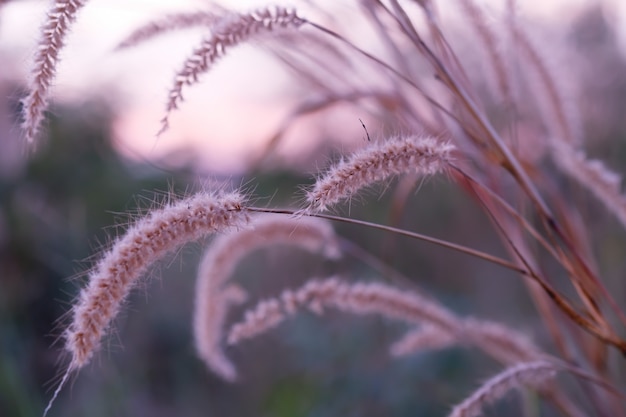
[
  {"x1": 447, "y1": 361, "x2": 557, "y2": 417},
  {"x1": 390, "y1": 325, "x2": 455, "y2": 356},
  {"x1": 391, "y1": 318, "x2": 541, "y2": 364},
  {"x1": 552, "y1": 142, "x2": 626, "y2": 229},
  {"x1": 160, "y1": 6, "x2": 306, "y2": 134},
  {"x1": 462, "y1": 318, "x2": 542, "y2": 364},
  {"x1": 305, "y1": 136, "x2": 455, "y2": 212},
  {"x1": 194, "y1": 215, "x2": 340, "y2": 381},
  {"x1": 227, "y1": 277, "x2": 459, "y2": 345},
  {"x1": 65, "y1": 191, "x2": 248, "y2": 371},
  {"x1": 230, "y1": 277, "x2": 543, "y2": 367},
  {"x1": 116, "y1": 11, "x2": 219, "y2": 50},
  {"x1": 22, "y1": 0, "x2": 87, "y2": 147}
]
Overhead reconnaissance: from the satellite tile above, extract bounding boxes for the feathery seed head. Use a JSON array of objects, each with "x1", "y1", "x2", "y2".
[
  {"x1": 65, "y1": 191, "x2": 248, "y2": 370},
  {"x1": 305, "y1": 136, "x2": 455, "y2": 212},
  {"x1": 160, "y1": 6, "x2": 306, "y2": 134},
  {"x1": 448, "y1": 361, "x2": 557, "y2": 417},
  {"x1": 22, "y1": 0, "x2": 87, "y2": 147},
  {"x1": 227, "y1": 277, "x2": 460, "y2": 346},
  {"x1": 193, "y1": 214, "x2": 340, "y2": 381},
  {"x1": 390, "y1": 325, "x2": 455, "y2": 357}
]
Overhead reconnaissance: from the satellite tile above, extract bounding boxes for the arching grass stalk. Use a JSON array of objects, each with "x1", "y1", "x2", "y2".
[
  {"x1": 247, "y1": 206, "x2": 525, "y2": 274},
  {"x1": 244, "y1": 206, "x2": 626, "y2": 355}
]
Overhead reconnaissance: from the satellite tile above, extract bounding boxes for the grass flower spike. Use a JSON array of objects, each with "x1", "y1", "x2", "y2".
[
  {"x1": 193, "y1": 215, "x2": 340, "y2": 381},
  {"x1": 390, "y1": 325, "x2": 455, "y2": 356},
  {"x1": 66, "y1": 191, "x2": 248, "y2": 370},
  {"x1": 28, "y1": 0, "x2": 626, "y2": 415},
  {"x1": 448, "y1": 361, "x2": 557, "y2": 417},
  {"x1": 160, "y1": 6, "x2": 306, "y2": 134},
  {"x1": 227, "y1": 277, "x2": 460, "y2": 345},
  {"x1": 22, "y1": 0, "x2": 87, "y2": 147},
  {"x1": 306, "y1": 136, "x2": 455, "y2": 212}
]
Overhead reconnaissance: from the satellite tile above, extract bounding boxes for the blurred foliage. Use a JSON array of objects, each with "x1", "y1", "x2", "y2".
[
  {"x1": 0, "y1": 101, "x2": 189, "y2": 417},
  {"x1": 0, "y1": 99, "x2": 504, "y2": 417},
  {"x1": 3, "y1": 5, "x2": 626, "y2": 417}
]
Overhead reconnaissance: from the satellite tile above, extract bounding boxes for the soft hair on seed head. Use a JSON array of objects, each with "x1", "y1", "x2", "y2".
[
  {"x1": 22, "y1": 0, "x2": 87, "y2": 147},
  {"x1": 390, "y1": 316, "x2": 542, "y2": 363},
  {"x1": 227, "y1": 277, "x2": 459, "y2": 345},
  {"x1": 160, "y1": 6, "x2": 306, "y2": 134},
  {"x1": 448, "y1": 361, "x2": 557, "y2": 417},
  {"x1": 228, "y1": 278, "x2": 544, "y2": 368},
  {"x1": 194, "y1": 214, "x2": 340, "y2": 381},
  {"x1": 65, "y1": 191, "x2": 248, "y2": 371},
  {"x1": 305, "y1": 136, "x2": 455, "y2": 213},
  {"x1": 390, "y1": 324, "x2": 455, "y2": 356}
]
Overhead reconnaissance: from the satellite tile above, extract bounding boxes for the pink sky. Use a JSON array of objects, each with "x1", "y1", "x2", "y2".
[{"x1": 1, "y1": 0, "x2": 623, "y2": 173}]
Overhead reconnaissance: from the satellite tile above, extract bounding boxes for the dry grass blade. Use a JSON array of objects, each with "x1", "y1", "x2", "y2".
[
  {"x1": 512, "y1": 22, "x2": 580, "y2": 145},
  {"x1": 252, "y1": 90, "x2": 401, "y2": 169},
  {"x1": 249, "y1": 207, "x2": 528, "y2": 274},
  {"x1": 461, "y1": 170, "x2": 626, "y2": 354},
  {"x1": 458, "y1": 0, "x2": 513, "y2": 106}
]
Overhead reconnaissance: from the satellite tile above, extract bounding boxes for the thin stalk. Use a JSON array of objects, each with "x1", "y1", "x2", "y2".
[
  {"x1": 463, "y1": 183, "x2": 626, "y2": 354},
  {"x1": 246, "y1": 206, "x2": 525, "y2": 274},
  {"x1": 244, "y1": 207, "x2": 626, "y2": 354},
  {"x1": 337, "y1": 236, "x2": 422, "y2": 291},
  {"x1": 452, "y1": 165, "x2": 574, "y2": 360},
  {"x1": 461, "y1": 173, "x2": 574, "y2": 361},
  {"x1": 456, "y1": 164, "x2": 608, "y2": 335},
  {"x1": 369, "y1": 7, "x2": 553, "y2": 221},
  {"x1": 547, "y1": 215, "x2": 626, "y2": 328},
  {"x1": 451, "y1": 164, "x2": 563, "y2": 264},
  {"x1": 304, "y1": 21, "x2": 463, "y2": 127}
]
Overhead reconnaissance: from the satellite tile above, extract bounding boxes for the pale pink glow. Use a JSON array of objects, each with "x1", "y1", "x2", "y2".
[
  {"x1": 2, "y1": 0, "x2": 625, "y2": 174},
  {"x1": 114, "y1": 95, "x2": 294, "y2": 172}
]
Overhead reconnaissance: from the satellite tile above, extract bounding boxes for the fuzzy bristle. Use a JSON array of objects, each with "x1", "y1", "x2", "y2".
[
  {"x1": 305, "y1": 136, "x2": 455, "y2": 212},
  {"x1": 65, "y1": 191, "x2": 248, "y2": 370}
]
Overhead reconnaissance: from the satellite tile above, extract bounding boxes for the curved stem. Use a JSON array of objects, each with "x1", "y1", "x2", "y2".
[
  {"x1": 450, "y1": 164, "x2": 564, "y2": 266},
  {"x1": 247, "y1": 206, "x2": 526, "y2": 274},
  {"x1": 244, "y1": 206, "x2": 626, "y2": 355}
]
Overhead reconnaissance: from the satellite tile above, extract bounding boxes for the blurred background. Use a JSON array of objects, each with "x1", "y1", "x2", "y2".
[{"x1": 2, "y1": 0, "x2": 626, "y2": 416}]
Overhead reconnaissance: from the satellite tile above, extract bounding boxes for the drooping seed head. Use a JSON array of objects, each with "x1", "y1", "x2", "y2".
[
  {"x1": 160, "y1": 6, "x2": 306, "y2": 134},
  {"x1": 65, "y1": 191, "x2": 248, "y2": 370},
  {"x1": 194, "y1": 214, "x2": 340, "y2": 381},
  {"x1": 22, "y1": 0, "x2": 88, "y2": 147}
]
